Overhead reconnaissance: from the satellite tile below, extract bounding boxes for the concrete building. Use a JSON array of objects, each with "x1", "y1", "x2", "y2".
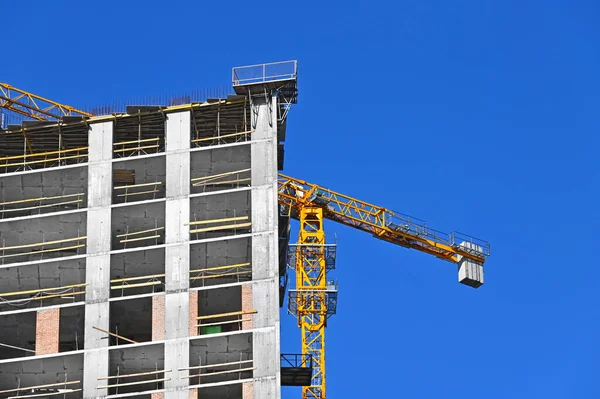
[{"x1": 0, "y1": 61, "x2": 298, "y2": 399}]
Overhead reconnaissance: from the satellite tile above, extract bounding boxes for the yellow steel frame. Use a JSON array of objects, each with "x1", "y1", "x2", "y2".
[
  {"x1": 296, "y1": 207, "x2": 328, "y2": 399},
  {"x1": 281, "y1": 174, "x2": 489, "y2": 399},
  {"x1": 278, "y1": 173, "x2": 489, "y2": 264},
  {"x1": 0, "y1": 83, "x2": 92, "y2": 121}
]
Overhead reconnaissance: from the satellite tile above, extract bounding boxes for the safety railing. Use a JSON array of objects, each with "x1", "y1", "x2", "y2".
[
  {"x1": 0, "y1": 283, "x2": 87, "y2": 308},
  {"x1": 191, "y1": 168, "x2": 251, "y2": 191},
  {"x1": 116, "y1": 226, "x2": 164, "y2": 249},
  {"x1": 110, "y1": 274, "x2": 165, "y2": 296},
  {"x1": 191, "y1": 130, "x2": 253, "y2": 148},
  {"x1": 189, "y1": 262, "x2": 252, "y2": 283},
  {"x1": 113, "y1": 137, "x2": 161, "y2": 158},
  {"x1": 180, "y1": 358, "x2": 255, "y2": 383},
  {"x1": 450, "y1": 231, "x2": 491, "y2": 258},
  {"x1": 0, "y1": 147, "x2": 88, "y2": 172},
  {"x1": 97, "y1": 368, "x2": 171, "y2": 393},
  {"x1": 0, "y1": 236, "x2": 86, "y2": 263},
  {"x1": 232, "y1": 60, "x2": 297, "y2": 86},
  {"x1": 0, "y1": 193, "x2": 84, "y2": 218},
  {"x1": 281, "y1": 354, "x2": 314, "y2": 369},
  {"x1": 186, "y1": 215, "x2": 251, "y2": 239},
  {"x1": 114, "y1": 182, "x2": 162, "y2": 203}
]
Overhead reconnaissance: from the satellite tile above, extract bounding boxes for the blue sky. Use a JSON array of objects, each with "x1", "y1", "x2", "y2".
[{"x1": 3, "y1": 1, "x2": 600, "y2": 397}]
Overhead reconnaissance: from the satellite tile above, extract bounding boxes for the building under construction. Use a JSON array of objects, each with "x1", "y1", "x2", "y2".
[
  {"x1": 0, "y1": 62, "x2": 303, "y2": 399},
  {"x1": 0, "y1": 61, "x2": 490, "y2": 399}
]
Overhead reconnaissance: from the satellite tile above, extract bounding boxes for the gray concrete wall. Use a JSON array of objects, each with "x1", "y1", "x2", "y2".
[
  {"x1": 250, "y1": 94, "x2": 281, "y2": 398},
  {"x1": 83, "y1": 120, "x2": 113, "y2": 398},
  {"x1": 163, "y1": 111, "x2": 191, "y2": 399}
]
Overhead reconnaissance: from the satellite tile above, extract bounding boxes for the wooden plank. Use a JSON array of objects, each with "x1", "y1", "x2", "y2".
[
  {"x1": 0, "y1": 193, "x2": 83, "y2": 206},
  {"x1": 98, "y1": 370, "x2": 169, "y2": 380},
  {"x1": 1, "y1": 153, "x2": 87, "y2": 168},
  {"x1": 31, "y1": 290, "x2": 85, "y2": 301},
  {"x1": 111, "y1": 281, "x2": 161, "y2": 290},
  {"x1": 7, "y1": 389, "x2": 82, "y2": 399},
  {"x1": 116, "y1": 189, "x2": 159, "y2": 197},
  {"x1": 196, "y1": 309, "x2": 257, "y2": 321},
  {"x1": 0, "y1": 146, "x2": 88, "y2": 162},
  {"x1": 0, "y1": 244, "x2": 85, "y2": 259},
  {"x1": 0, "y1": 342, "x2": 36, "y2": 353},
  {"x1": 191, "y1": 130, "x2": 253, "y2": 143},
  {"x1": 111, "y1": 274, "x2": 166, "y2": 283},
  {"x1": 190, "y1": 223, "x2": 251, "y2": 234},
  {"x1": 114, "y1": 181, "x2": 162, "y2": 190},
  {"x1": 184, "y1": 367, "x2": 255, "y2": 379},
  {"x1": 113, "y1": 137, "x2": 160, "y2": 146},
  {"x1": 120, "y1": 235, "x2": 160, "y2": 243},
  {"x1": 116, "y1": 227, "x2": 164, "y2": 238},
  {"x1": 1, "y1": 199, "x2": 83, "y2": 213},
  {"x1": 0, "y1": 380, "x2": 80, "y2": 394},
  {"x1": 96, "y1": 378, "x2": 169, "y2": 389},
  {"x1": 190, "y1": 270, "x2": 251, "y2": 281},
  {"x1": 189, "y1": 263, "x2": 251, "y2": 274},
  {"x1": 113, "y1": 144, "x2": 159, "y2": 153},
  {"x1": 92, "y1": 326, "x2": 138, "y2": 344},
  {"x1": 193, "y1": 178, "x2": 251, "y2": 187},
  {"x1": 196, "y1": 318, "x2": 252, "y2": 328},
  {"x1": 0, "y1": 236, "x2": 86, "y2": 251},
  {"x1": 191, "y1": 168, "x2": 251, "y2": 182},
  {"x1": 0, "y1": 283, "x2": 87, "y2": 298},
  {"x1": 113, "y1": 169, "x2": 135, "y2": 184},
  {"x1": 179, "y1": 359, "x2": 252, "y2": 371},
  {"x1": 185, "y1": 216, "x2": 248, "y2": 226}
]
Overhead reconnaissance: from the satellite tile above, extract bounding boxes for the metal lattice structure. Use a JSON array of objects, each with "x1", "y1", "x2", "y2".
[
  {"x1": 0, "y1": 83, "x2": 92, "y2": 122},
  {"x1": 288, "y1": 207, "x2": 337, "y2": 399},
  {"x1": 278, "y1": 173, "x2": 490, "y2": 398}
]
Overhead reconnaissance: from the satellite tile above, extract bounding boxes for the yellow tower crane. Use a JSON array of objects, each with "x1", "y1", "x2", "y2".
[
  {"x1": 0, "y1": 82, "x2": 92, "y2": 121},
  {"x1": 0, "y1": 81, "x2": 490, "y2": 399},
  {"x1": 278, "y1": 174, "x2": 490, "y2": 399}
]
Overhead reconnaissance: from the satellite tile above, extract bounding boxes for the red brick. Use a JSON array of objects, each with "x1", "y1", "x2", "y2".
[
  {"x1": 152, "y1": 296, "x2": 165, "y2": 341},
  {"x1": 189, "y1": 388, "x2": 198, "y2": 399},
  {"x1": 151, "y1": 393, "x2": 164, "y2": 399},
  {"x1": 241, "y1": 284, "x2": 253, "y2": 330},
  {"x1": 35, "y1": 308, "x2": 60, "y2": 355},
  {"x1": 189, "y1": 291, "x2": 198, "y2": 336},
  {"x1": 242, "y1": 381, "x2": 253, "y2": 399}
]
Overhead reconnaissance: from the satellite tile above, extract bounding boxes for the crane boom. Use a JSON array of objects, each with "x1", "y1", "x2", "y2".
[
  {"x1": 278, "y1": 173, "x2": 490, "y2": 264},
  {"x1": 0, "y1": 83, "x2": 92, "y2": 122},
  {"x1": 278, "y1": 173, "x2": 490, "y2": 398}
]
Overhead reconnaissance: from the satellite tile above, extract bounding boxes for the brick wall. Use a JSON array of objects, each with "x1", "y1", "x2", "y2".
[
  {"x1": 35, "y1": 308, "x2": 60, "y2": 355},
  {"x1": 241, "y1": 284, "x2": 253, "y2": 330},
  {"x1": 242, "y1": 381, "x2": 253, "y2": 399},
  {"x1": 189, "y1": 290, "x2": 198, "y2": 336},
  {"x1": 150, "y1": 392, "x2": 164, "y2": 399},
  {"x1": 189, "y1": 388, "x2": 198, "y2": 399},
  {"x1": 152, "y1": 296, "x2": 165, "y2": 341}
]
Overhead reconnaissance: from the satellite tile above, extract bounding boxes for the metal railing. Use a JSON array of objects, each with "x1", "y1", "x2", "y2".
[
  {"x1": 232, "y1": 60, "x2": 298, "y2": 86},
  {"x1": 281, "y1": 354, "x2": 314, "y2": 369}
]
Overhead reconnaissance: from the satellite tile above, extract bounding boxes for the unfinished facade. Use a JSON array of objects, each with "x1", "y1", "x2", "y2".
[{"x1": 0, "y1": 62, "x2": 298, "y2": 399}]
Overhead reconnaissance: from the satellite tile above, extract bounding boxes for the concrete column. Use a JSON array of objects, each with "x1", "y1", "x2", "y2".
[
  {"x1": 250, "y1": 95, "x2": 281, "y2": 397},
  {"x1": 83, "y1": 121, "x2": 113, "y2": 398},
  {"x1": 164, "y1": 111, "x2": 191, "y2": 399}
]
